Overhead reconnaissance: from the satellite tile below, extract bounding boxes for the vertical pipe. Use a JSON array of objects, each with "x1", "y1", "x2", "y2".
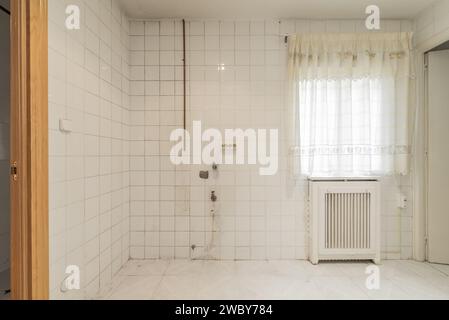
[{"x1": 182, "y1": 19, "x2": 186, "y2": 131}]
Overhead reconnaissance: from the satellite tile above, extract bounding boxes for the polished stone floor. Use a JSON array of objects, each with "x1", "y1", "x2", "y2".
[{"x1": 99, "y1": 260, "x2": 449, "y2": 300}]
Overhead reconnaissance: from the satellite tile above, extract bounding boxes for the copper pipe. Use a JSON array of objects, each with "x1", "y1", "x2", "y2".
[{"x1": 182, "y1": 19, "x2": 186, "y2": 131}]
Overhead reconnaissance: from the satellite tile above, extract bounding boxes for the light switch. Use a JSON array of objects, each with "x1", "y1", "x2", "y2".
[{"x1": 59, "y1": 119, "x2": 73, "y2": 133}]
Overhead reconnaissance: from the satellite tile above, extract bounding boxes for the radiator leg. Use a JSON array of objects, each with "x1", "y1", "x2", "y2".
[{"x1": 374, "y1": 253, "x2": 381, "y2": 265}]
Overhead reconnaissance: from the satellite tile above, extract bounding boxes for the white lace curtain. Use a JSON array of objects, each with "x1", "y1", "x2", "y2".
[{"x1": 287, "y1": 32, "x2": 414, "y2": 178}]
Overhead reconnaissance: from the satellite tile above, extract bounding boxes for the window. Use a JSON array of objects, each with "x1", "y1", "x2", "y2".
[
  {"x1": 298, "y1": 77, "x2": 400, "y2": 177},
  {"x1": 288, "y1": 33, "x2": 412, "y2": 178}
]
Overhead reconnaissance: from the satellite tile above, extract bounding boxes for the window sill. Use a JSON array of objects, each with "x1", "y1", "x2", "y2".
[{"x1": 307, "y1": 176, "x2": 380, "y2": 182}]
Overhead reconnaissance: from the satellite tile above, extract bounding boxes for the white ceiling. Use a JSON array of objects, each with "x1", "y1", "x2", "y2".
[{"x1": 118, "y1": 0, "x2": 435, "y2": 20}]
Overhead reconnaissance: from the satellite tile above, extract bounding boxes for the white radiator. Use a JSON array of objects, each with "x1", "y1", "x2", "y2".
[{"x1": 308, "y1": 179, "x2": 381, "y2": 264}]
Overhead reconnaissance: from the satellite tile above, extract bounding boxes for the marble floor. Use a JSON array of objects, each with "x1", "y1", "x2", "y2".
[{"x1": 100, "y1": 260, "x2": 449, "y2": 300}]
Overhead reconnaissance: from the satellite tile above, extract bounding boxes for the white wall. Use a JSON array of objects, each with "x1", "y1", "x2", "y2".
[
  {"x1": 48, "y1": 0, "x2": 130, "y2": 299},
  {"x1": 127, "y1": 18, "x2": 414, "y2": 261},
  {"x1": 411, "y1": 0, "x2": 449, "y2": 261},
  {"x1": 0, "y1": 0, "x2": 10, "y2": 274},
  {"x1": 413, "y1": 0, "x2": 449, "y2": 47}
]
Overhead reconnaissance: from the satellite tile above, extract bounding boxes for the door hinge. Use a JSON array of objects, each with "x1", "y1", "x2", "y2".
[{"x1": 11, "y1": 162, "x2": 18, "y2": 181}]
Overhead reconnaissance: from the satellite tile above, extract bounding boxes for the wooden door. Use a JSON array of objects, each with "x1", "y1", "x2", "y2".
[{"x1": 10, "y1": 0, "x2": 49, "y2": 300}]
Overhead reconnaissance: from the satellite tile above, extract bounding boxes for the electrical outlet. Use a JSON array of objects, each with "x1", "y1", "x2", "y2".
[{"x1": 398, "y1": 194, "x2": 408, "y2": 209}]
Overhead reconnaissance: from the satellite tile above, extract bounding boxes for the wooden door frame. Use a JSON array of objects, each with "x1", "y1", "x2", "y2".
[{"x1": 10, "y1": 0, "x2": 49, "y2": 300}]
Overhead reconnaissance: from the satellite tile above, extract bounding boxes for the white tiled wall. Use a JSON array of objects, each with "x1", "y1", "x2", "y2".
[
  {"x1": 48, "y1": 5, "x2": 419, "y2": 297},
  {"x1": 0, "y1": 4, "x2": 10, "y2": 274},
  {"x1": 127, "y1": 20, "x2": 187, "y2": 260},
  {"x1": 48, "y1": 0, "x2": 130, "y2": 299},
  {"x1": 127, "y1": 18, "x2": 414, "y2": 261}
]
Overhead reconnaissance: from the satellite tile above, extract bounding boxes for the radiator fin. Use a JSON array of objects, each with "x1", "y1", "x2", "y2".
[{"x1": 325, "y1": 193, "x2": 371, "y2": 250}]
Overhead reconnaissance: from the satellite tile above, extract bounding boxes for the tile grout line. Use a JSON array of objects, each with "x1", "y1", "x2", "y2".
[
  {"x1": 427, "y1": 263, "x2": 449, "y2": 277},
  {"x1": 150, "y1": 260, "x2": 172, "y2": 299}
]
